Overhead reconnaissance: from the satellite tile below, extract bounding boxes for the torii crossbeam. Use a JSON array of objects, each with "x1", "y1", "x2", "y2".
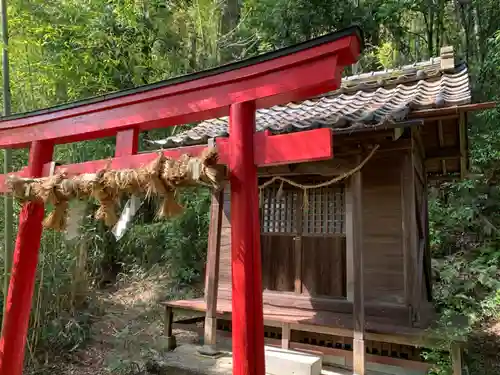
[{"x1": 0, "y1": 26, "x2": 362, "y2": 375}]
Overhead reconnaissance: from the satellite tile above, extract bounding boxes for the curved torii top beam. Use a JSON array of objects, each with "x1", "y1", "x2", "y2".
[{"x1": 0, "y1": 26, "x2": 362, "y2": 149}]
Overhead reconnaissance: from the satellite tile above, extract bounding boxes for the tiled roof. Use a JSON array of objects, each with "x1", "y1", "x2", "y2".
[{"x1": 151, "y1": 51, "x2": 471, "y2": 148}]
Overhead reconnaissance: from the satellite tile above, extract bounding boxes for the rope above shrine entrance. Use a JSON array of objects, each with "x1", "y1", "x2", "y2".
[
  {"x1": 6, "y1": 148, "x2": 226, "y2": 231},
  {"x1": 258, "y1": 144, "x2": 380, "y2": 210}
]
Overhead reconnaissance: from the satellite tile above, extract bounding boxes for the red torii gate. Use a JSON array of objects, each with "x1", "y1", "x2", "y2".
[{"x1": 0, "y1": 27, "x2": 362, "y2": 375}]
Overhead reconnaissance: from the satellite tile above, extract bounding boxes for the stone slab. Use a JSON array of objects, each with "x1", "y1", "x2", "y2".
[{"x1": 265, "y1": 346, "x2": 322, "y2": 375}]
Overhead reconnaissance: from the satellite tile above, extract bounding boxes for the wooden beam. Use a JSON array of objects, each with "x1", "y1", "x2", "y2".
[
  {"x1": 459, "y1": 113, "x2": 468, "y2": 179},
  {"x1": 437, "y1": 121, "x2": 447, "y2": 175},
  {"x1": 229, "y1": 101, "x2": 265, "y2": 375},
  {"x1": 115, "y1": 129, "x2": 139, "y2": 157},
  {"x1": 412, "y1": 128, "x2": 426, "y2": 160},
  {"x1": 294, "y1": 190, "x2": 303, "y2": 295},
  {"x1": 0, "y1": 32, "x2": 361, "y2": 148},
  {"x1": 407, "y1": 102, "x2": 497, "y2": 119},
  {"x1": 425, "y1": 147, "x2": 461, "y2": 161},
  {"x1": 293, "y1": 237, "x2": 302, "y2": 294},
  {"x1": 451, "y1": 342, "x2": 463, "y2": 375},
  {"x1": 281, "y1": 323, "x2": 291, "y2": 349},
  {"x1": 219, "y1": 128, "x2": 334, "y2": 167},
  {"x1": 401, "y1": 152, "x2": 418, "y2": 309},
  {"x1": 164, "y1": 306, "x2": 176, "y2": 350},
  {"x1": 0, "y1": 129, "x2": 334, "y2": 193},
  {"x1": 217, "y1": 288, "x2": 412, "y2": 324},
  {"x1": 345, "y1": 182, "x2": 354, "y2": 302},
  {"x1": 203, "y1": 189, "x2": 224, "y2": 350},
  {"x1": 351, "y1": 154, "x2": 365, "y2": 375},
  {"x1": 258, "y1": 158, "x2": 355, "y2": 177}
]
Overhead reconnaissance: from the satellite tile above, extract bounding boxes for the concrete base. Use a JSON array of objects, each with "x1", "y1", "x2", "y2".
[
  {"x1": 265, "y1": 346, "x2": 322, "y2": 375},
  {"x1": 198, "y1": 344, "x2": 223, "y2": 358}
]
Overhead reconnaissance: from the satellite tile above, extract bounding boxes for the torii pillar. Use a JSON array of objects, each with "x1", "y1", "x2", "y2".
[
  {"x1": 229, "y1": 101, "x2": 265, "y2": 373},
  {"x1": 0, "y1": 27, "x2": 362, "y2": 375}
]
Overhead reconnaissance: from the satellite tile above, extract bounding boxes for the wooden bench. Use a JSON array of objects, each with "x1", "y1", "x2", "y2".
[{"x1": 161, "y1": 298, "x2": 465, "y2": 375}]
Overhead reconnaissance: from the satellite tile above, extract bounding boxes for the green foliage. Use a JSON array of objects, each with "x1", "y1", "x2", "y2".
[
  {"x1": 118, "y1": 189, "x2": 211, "y2": 285},
  {"x1": 423, "y1": 30, "x2": 500, "y2": 373},
  {"x1": 0, "y1": 0, "x2": 500, "y2": 372}
]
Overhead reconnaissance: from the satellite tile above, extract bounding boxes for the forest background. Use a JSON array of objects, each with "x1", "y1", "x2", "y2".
[{"x1": 1, "y1": 0, "x2": 500, "y2": 374}]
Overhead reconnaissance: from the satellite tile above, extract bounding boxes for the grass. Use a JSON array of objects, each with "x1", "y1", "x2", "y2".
[{"x1": 26, "y1": 265, "x2": 203, "y2": 375}]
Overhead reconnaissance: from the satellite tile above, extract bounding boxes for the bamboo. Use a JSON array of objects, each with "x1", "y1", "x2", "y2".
[{"x1": 1, "y1": 0, "x2": 13, "y2": 332}]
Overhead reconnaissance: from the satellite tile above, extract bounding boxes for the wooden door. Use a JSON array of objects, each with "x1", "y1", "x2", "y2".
[
  {"x1": 260, "y1": 184, "x2": 298, "y2": 293},
  {"x1": 259, "y1": 180, "x2": 346, "y2": 298}
]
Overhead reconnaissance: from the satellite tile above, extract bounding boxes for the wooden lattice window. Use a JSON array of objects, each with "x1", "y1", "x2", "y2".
[
  {"x1": 261, "y1": 185, "x2": 299, "y2": 233},
  {"x1": 302, "y1": 185, "x2": 345, "y2": 234},
  {"x1": 260, "y1": 181, "x2": 345, "y2": 235}
]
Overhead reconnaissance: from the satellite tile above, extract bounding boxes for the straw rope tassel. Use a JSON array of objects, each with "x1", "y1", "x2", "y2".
[{"x1": 5, "y1": 148, "x2": 225, "y2": 231}]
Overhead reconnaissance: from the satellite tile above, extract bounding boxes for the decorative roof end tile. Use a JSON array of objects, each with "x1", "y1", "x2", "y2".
[{"x1": 440, "y1": 46, "x2": 455, "y2": 72}]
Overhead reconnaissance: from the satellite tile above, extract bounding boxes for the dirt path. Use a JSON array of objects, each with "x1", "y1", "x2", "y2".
[{"x1": 48, "y1": 272, "x2": 202, "y2": 375}]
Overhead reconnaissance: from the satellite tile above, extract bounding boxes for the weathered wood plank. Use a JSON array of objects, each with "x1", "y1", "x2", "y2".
[
  {"x1": 261, "y1": 235, "x2": 296, "y2": 292},
  {"x1": 345, "y1": 183, "x2": 354, "y2": 302},
  {"x1": 401, "y1": 152, "x2": 417, "y2": 307},
  {"x1": 164, "y1": 306, "x2": 177, "y2": 350},
  {"x1": 294, "y1": 236, "x2": 303, "y2": 294},
  {"x1": 301, "y1": 236, "x2": 345, "y2": 297},
  {"x1": 351, "y1": 154, "x2": 365, "y2": 375},
  {"x1": 437, "y1": 120, "x2": 447, "y2": 174},
  {"x1": 459, "y1": 113, "x2": 467, "y2": 179},
  {"x1": 204, "y1": 189, "x2": 224, "y2": 347},
  {"x1": 451, "y1": 342, "x2": 462, "y2": 375},
  {"x1": 281, "y1": 323, "x2": 291, "y2": 349}
]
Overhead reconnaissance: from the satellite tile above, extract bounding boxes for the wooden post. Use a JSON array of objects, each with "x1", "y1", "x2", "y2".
[
  {"x1": 345, "y1": 185, "x2": 354, "y2": 302},
  {"x1": 200, "y1": 189, "x2": 224, "y2": 355},
  {"x1": 351, "y1": 155, "x2": 365, "y2": 375},
  {"x1": 0, "y1": 141, "x2": 53, "y2": 375},
  {"x1": 458, "y1": 113, "x2": 467, "y2": 179},
  {"x1": 115, "y1": 128, "x2": 139, "y2": 157},
  {"x1": 282, "y1": 323, "x2": 291, "y2": 349},
  {"x1": 164, "y1": 306, "x2": 176, "y2": 350},
  {"x1": 451, "y1": 342, "x2": 463, "y2": 375},
  {"x1": 229, "y1": 101, "x2": 265, "y2": 375},
  {"x1": 401, "y1": 151, "x2": 418, "y2": 314}
]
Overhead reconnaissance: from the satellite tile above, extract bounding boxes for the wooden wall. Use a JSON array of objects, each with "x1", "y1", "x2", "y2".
[
  {"x1": 361, "y1": 152, "x2": 405, "y2": 304},
  {"x1": 216, "y1": 149, "x2": 409, "y2": 306},
  {"x1": 218, "y1": 187, "x2": 232, "y2": 295}
]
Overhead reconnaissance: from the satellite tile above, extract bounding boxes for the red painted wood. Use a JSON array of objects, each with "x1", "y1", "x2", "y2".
[
  {"x1": 216, "y1": 128, "x2": 333, "y2": 166},
  {"x1": 0, "y1": 128, "x2": 333, "y2": 193},
  {"x1": 0, "y1": 36, "x2": 360, "y2": 148},
  {"x1": 0, "y1": 35, "x2": 358, "y2": 132},
  {"x1": 0, "y1": 167, "x2": 28, "y2": 192},
  {"x1": 115, "y1": 129, "x2": 139, "y2": 157},
  {"x1": 229, "y1": 102, "x2": 265, "y2": 375},
  {"x1": 0, "y1": 141, "x2": 53, "y2": 375}
]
